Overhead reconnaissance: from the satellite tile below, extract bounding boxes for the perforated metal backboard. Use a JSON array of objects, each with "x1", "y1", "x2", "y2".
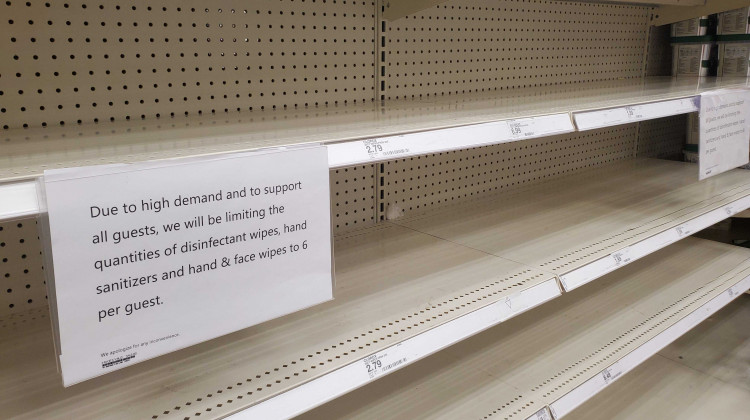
[
  {"x1": 637, "y1": 114, "x2": 687, "y2": 159},
  {"x1": 0, "y1": 219, "x2": 46, "y2": 317},
  {"x1": 381, "y1": 124, "x2": 639, "y2": 219},
  {"x1": 383, "y1": 0, "x2": 651, "y2": 100},
  {"x1": 0, "y1": 0, "x2": 377, "y2": 130}
]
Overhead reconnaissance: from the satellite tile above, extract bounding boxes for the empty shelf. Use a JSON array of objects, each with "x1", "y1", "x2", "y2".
[
  {"x1": 1, "y1": 77, "x2": 747, "y2": 184},
  {"x1": 394, "y1": 158, "x2": 750, "y2": 291},
  {"x1": 297, "y1": 238, "x2": 750, "y2": 420},
  {"x1": 566, "y1": 295, "x2": 750, "y2": 420},
  {"x1": 0, "y1": 223, "x2": 559, "y2": 420}
]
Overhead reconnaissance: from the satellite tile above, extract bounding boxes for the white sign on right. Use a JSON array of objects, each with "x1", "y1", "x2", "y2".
[{"x1": 699, "y1": 89, "x2": 750, "y2": 180}]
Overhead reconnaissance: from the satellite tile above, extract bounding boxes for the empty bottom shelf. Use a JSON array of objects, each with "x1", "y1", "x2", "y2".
[
  {"x1": 297, "y1": 238, "x2": 750, "y2": 420},
  {"x1": 567, "y1": 294, "x2": 750, "y2": 420}
]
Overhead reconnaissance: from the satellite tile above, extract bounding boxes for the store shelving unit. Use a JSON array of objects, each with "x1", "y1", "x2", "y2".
[
  {"x1": 2, "y1": 0, "x2": 750, "y2": 419},
  {"x1": 2, "y1": 77, "x2": 750, "y2": 221},
  {"x1": 296, "y1": 238, "x2": 750, "y2": 420}
]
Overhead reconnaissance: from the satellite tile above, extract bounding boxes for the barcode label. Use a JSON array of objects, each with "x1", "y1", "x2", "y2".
[
  {"x1": 361, "y1": 138, "x2": 411, "y2": 160},
  {"x1": 362, "y1": 348, "x2": 408, "y2": 380},
  {"x1": 611, "y1": 248, "x2": 632, "y2": 267},
  {"x1": 601, "y1": 366, "x2": 623, "y2": 385}
]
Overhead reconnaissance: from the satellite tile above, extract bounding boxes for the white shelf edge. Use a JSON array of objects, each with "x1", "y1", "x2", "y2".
[
  {"x1": 326, "y1": 113, "x2": 575, "y2": 168},
  {"x1": 559, "y1": 193, "x2": 750, "y2": 291},
  {"x1": 548, "y1": 272, "x2": 750, "y2": 419},
  {"x1": 225, "y1": 278, "x2": 562, "y2": 420},
  {"x1": 573, "y1": 96, "x2": 699, "y2": 131},
  {"x1": 0, "y1": 181, "x2": 39, "y2": 221}
]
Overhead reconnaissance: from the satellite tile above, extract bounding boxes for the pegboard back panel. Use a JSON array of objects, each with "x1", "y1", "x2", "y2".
[
  {"x1": 331, "y1": 164, "x2": 377, "y2": 234},
  {"x1": 0, "y1": 0, "x2": 376, "y2": 130},
  {"x1": 0, "y1": 219, "x2": 46, "y2": 317},
  {"x1": 384, "y1": 0, "x2": 651, "y2": 99},
  {"x1": 381, "y1": 124, "x2": 638, "y2": 219},
  {"x1": 636, "y1": 114, "x2": 687, "y2": 159}
]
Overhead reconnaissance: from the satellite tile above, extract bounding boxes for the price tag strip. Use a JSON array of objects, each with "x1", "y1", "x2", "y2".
[
  {"x1": 573, "y1": 97, "x2": 699, "y2": 131},
  {"x1": 560, "y1": 194, "x2": 750, "y2": 291},
  {"x1": 327, "y1": 113, "x2": 574, "y2": 167},
  {"x1": 227, "y1": 279, "x2": 561, "y2": 420},
  {"x1": 549, "y1": 272, "x2": 750, "y2": 419}
]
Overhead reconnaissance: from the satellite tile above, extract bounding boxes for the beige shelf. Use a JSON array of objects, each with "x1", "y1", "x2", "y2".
[
  {"x1": 297, "y1": 238, "x2": 750, "y2": 420},
  {"x1": 394, "y1": 158, "x2": 750, "y2": 290},
  {"x1": 0, "y1": 223, "x2": 559, "y2": 420},
  {"x1": 1, "y1": 77, "x2": 747, "y2": 184},
  {"x1": 4, "y1": 158, "x2": 750, "y2": 419},
  {"x1": 566, "y1": 295, "x2": 750, "y2": 420}
]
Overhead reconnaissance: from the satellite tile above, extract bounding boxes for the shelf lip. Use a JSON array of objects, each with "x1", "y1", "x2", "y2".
[
  {"x1": 225, "y1": 278, "x2": 562, "y2": 420},
  {"x1": 1, "y1": 77, "x2": 747, "y2": 183},
  {"x1": 0, "y1": 222, "x2": 560, "y2": 419},
  {"x1": 291, "y1": 238, "x2": 750, "y2": 420},
  {"x1": 559, "y1": 193, "x2": 750, "y2": 291},
  {"x1": 548, "y1": 271, "x2": 750, "y2": 419},
  {"x1": 572, "y1": 95, "x2": 699, "y2": 131},
  {"x1": 0, "y1": 180, "x2": 39, "y2": 221}
]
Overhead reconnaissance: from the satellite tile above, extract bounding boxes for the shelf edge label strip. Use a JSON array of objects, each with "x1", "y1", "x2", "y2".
[
  {"x1": 573, "y1": 97, "x2": 699, "y2": 131},
  {"x1": 227, "y1": 278, "x2": 562, "y2": 420},
  {"x1": 327, "y1": 113, "x2": 575, "y2": 167},
  {"x1": 560, "y1": 193, "x2": 750, "y2": 291}
]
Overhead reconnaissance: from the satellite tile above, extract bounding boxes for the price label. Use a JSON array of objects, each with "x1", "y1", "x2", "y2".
[
  {"x1": 611, "y1": 248, "x2": 632, "y2": 267},
  {"x1": 507, "y1": 120, "x2": 525, "y2": 138},
  {"x1": 675, "y1": 225, "x2": 693, "y2": 238},
  {"x1": 725, "y1": 205, "x2": 736, "y2": 216},
  {"x1": 361, "y1": 346, "x2": 408, "y2": 380},
  {"x1": 361, "y1": 138, "x2": 411, "y2": 160},
  {"x1": 728, "y1": 287, "x2": 740, "y2": 297},
  {"x1": 534, "y1": 408, "x2": 552, "y2": 420},
  {"x1": 601, "y1": 365, "x2": 623, "y2": 385},
  {"x1": 624, "y1": 106, "x2": 643, "y2": 120}
]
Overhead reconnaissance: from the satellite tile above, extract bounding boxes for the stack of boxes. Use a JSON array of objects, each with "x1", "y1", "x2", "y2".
[
  {"x1": 671, "y1": 15, "x2": 717, "y2": 76},
  {"x1": 717, "y1": 7, "x2": 750, "y2": 77}
]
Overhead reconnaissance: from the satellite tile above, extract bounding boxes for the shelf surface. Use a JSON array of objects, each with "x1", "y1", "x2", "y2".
[
  {"x1": 567, "y1": 295, "x2": 750, "y2": 420},
  {"x1": 1, "y1": 77, "x2": 747, "y2": 183},
  {"x1": 393, "y1": 158, "x2": 750, "y2": 290},
  {"x1": 297, "y1": 238, "x2": 750, "y2": 420},
  {"x1": 0, "y1": 223, "x2": 559, "y2": 420}
]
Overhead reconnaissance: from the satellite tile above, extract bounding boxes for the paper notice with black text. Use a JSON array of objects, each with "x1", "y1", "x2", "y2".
[
  {"x1": 699, "y1": 89, "x2": 750, "y2": 180},
  {"x1": 41, "y1": 146, "x2": 333, "y2": 386}
]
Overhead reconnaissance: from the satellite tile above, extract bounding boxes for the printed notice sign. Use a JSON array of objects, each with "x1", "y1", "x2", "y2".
[
  {"x1": 700, "y1": 89, "x2": 750, "y2": 180},
  {"x1": 42, "y1": 146, "x2": 333, "y2": 386}
]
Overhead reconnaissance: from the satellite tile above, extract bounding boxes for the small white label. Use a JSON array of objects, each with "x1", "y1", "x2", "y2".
[
  {"x1": 362, "y1": 346, "x2": 408, "y2": 380},
  {"x1": 625, "y1": 106, "x2": 643, "y2": 120},
  {"x1": 534, "y1": 408, "x2": 552, "y2": 420},
  {"x1": 507, "y1": 120, "x2": 527, "y2": 138},
  {"x1": 611, "y1": 248, "x2": 632, "y2": 267},
  {"x1": 675, "y1": 225, "x2": 692, "y2": 238},
  {"x1": 362, "y1": 138, "x2": 411, "y2": 160},
  {"x1": 601, "y1": 365, "x2": 623, "y2": 385}
]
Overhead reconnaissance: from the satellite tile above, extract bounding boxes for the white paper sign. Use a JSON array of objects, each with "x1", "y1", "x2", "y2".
[
  {"x1": 42, "y1": 146, "x2": 333, "y2": 385},
  {"x1": 700, "y1": 89, "x2": 750, "y2": 180}
]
